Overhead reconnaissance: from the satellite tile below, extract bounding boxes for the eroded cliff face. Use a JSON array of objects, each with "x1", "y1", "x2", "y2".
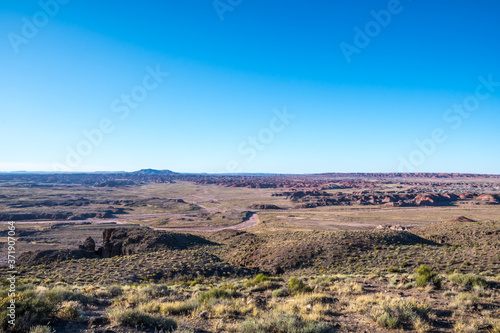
[{"x1": 276, "y1": 190, "x2": 500, "y2": 208}]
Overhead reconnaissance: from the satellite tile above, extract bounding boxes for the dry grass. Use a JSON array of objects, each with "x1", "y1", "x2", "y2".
[
  {"x1": 107, "y1": 307, "x2": 177, "y2": 330},
  {"x1": 351, "y1": 294, "x2": 432, "y2": 332},
  {"x1": 330, "y1": 280, "x2": 364, "y2": 295}
]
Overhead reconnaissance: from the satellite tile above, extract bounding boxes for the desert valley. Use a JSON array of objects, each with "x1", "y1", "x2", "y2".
[{"x1": 0, "y1": 170, "x2": 499, "y2": 332}]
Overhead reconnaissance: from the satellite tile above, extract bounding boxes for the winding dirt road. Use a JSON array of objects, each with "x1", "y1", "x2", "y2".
[
  {"x1": 0, "y1": 212, "x2": 260, "y2": 232},
  {"x1": 152, "y1": 212, "x2": 259, "y2": 232}
]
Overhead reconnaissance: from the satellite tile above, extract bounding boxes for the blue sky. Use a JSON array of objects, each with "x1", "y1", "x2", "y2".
[{"x1": 1, "y1": 0, "x2": 499, "y2": 173}]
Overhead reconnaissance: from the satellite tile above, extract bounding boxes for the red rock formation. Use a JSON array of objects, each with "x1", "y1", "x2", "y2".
[{"x1": 476, "y1": 194, "x2": 499, "y2": 204}]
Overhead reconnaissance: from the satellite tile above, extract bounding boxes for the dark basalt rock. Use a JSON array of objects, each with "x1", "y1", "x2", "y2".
[
  {"x1": 96, "y1": 228, "x2": 216, "y2": 258},
  {"x1": 79, "y1": 236, "x2": 96, "y2": 252},
  {"x1": 18, "y1": 249, "x2": 99, "y2": 266}
]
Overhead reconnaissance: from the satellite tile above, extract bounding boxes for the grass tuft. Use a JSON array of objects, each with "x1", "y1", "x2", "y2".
[
  {"x1": 108, "y1": 308, "x2": 177, "y2": 330},
  {"x1": 448, "y1": 273, "x2": 488, "y2": 289}
]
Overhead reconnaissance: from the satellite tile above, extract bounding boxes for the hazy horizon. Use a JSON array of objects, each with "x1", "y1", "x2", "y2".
[{"x1": 1, "y1": 168, "x2": 500, "y2": 177}]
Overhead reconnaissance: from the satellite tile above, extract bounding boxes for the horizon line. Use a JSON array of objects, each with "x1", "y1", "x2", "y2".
[{"x1": 1, "y1": 169, "x2": 500, "y2": 177}]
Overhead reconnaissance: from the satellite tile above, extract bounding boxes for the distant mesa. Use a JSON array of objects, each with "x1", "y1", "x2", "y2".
[
  {"x1": 130, "y1": 168, "x2": 177, "y2": 175},
  {"x1": 445, "y1": 216, "x2": 476, "y2": 223}
]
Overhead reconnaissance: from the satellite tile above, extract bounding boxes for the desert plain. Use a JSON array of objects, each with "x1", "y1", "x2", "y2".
[{"x1": 0, "y1": 170, "x2": 499, "y2": 333}]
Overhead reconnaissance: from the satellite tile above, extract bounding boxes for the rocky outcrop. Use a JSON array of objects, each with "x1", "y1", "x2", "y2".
[
  {"x1": 18, "y1": 228, "x2": 218, "y2": 265},
  {"x1": 79, "y1": 236, "x2": 96, "y2": 252},
  {"x1": 276, "y1": 190, "x2": 498, "y2": 208},
  {"x1": 250, "y1": 204, "x2": 282, "y2": 210},
  {"x1": 96, "y1": 228, "x2": 215, "y2": 258},
  {"x1": 475, "y1": 194, "x2": 499, "y2": 204},
  {"x1": 18, "y1": 249, "x2": 99, "y2": 266}
]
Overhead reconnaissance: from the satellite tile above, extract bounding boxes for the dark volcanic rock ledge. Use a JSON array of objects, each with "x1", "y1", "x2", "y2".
[
  {"x1": 18, "y1": 249, "x2": 100, "y2": 266},
  {"x1": 96, "y1": 228, "x2": 216, "y2": 258},
  {"x1": 18, "y1": 228, "x2": 218, "y2": 266}
]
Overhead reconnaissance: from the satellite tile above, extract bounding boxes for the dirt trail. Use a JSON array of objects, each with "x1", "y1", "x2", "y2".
[
  {"x1": 152, "y1": 212, "x2": 259, "y2": 232},
  {"x1": 0, "y1": 213, "x2": 260, "y2": 232},
  {"x1": 0, "y1": 212, "x2": 196, "y2": 226},
  {"x1": 0, "y1": 219, "x2": 130, "y2": 225}
]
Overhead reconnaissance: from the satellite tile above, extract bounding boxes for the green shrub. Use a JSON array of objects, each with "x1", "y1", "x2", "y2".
[
  {"x1": 108, "y1": 308, "x2": 177, "y2": 330},
  {"x1": 0, "y1": 288, "x2": 56, "y2": 332},
  {"x1": 187, "y1": 277, "x2": 204, "y2": 286},
  {"x1": 452, "y1": 293, "x2": 477, "y2": 310},
  {"x1": 250, "y1": 281, "x2": 282, "y2": 292},
  {"x1": 371, "y1": 297, "x2": 431, "y2": 331},
  {"x1": 138, "y1": 284, "x2": 170, "y2": 298},
  {"x1": 106, "y1": 285, "x2": 124, "y2": 297},
  {"x1": 311, "y1": 275, "x2": 335, "y2": 287},
  {"x1": 246, "y1": 274, "x2": 280, "y2": 287},
  {"x1": 414, "y1": 265, "x2": 440, "y2": 288},
  {"x1": 287, "y1": 277, "x2": 313, "y2": 294},
  {"x1": 161, "y1": 300, "x2": 199, "y2": 315},
  {"x1": 55, "y1": 301, "x2": 81, "y2": 320},
  {"x1": 376, "y1": 312, "x2": 399, "y2": 328},
  {"x1": 198, "y1": 286, "x2": 240, "y2": 302},
  {"x1": 45, "y1": 286, "x2": 92, "y2": 304},
  {"x1": 272, "y1": 288, "x2": 289, "y2": 298},
  {"x1": 449, "y1": 273, "x2": 488, "y2": 289},
  {"x1": 253, "y1": 273, "x2": 270, "y2": 284}
]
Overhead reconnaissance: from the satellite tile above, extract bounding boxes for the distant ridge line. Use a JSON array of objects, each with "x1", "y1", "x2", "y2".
[{"x1": 0, "y1": 170, "x2": 499, "y2": 178}]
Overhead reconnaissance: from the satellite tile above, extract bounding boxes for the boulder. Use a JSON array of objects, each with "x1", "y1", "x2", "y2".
[{"x1": 79, "y1": 236, "x2": 96, "y2": 252}]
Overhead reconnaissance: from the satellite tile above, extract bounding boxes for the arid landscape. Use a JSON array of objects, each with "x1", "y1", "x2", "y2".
[
  {"x1": 1, "y1": 171, "x2": 499, "y2": 332},
  {"x1": 3, "y1": 0, "x2": 499, "y2": 332}
]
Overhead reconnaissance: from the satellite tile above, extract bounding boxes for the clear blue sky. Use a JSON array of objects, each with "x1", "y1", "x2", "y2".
[{"x1": 1, "y1": 0, "x2": 499, "y2": 174}]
